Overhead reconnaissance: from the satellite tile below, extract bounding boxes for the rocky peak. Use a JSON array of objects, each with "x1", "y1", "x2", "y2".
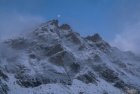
[
  {"x1": 59, "y1": 24, "x2": 71, "y2": 30},
  {"x1": 47, "y1": 19, "x2": 59, "y2": 27},
  {"x1": 37, "y1": 19, "x2": 59, "y2": 32},
  {"x1": 86, "y1": 33, "x2": 102, "y2": 42},
  {"x1": 86, "y1": 33, "x2": 111, "y2": 52}
]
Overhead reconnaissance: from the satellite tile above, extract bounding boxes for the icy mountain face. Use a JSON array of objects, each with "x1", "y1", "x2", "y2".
[{"x1": 0, "y1": 19, "x2": 140, "y2": 94}]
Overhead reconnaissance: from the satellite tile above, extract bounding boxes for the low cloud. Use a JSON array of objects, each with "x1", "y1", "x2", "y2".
[
  {"x1": 0, "y1": 12, "x2": 45, "y2": 40},
  {"x1": 111, "y1": 22, "x2": 140, "y2": 55}
]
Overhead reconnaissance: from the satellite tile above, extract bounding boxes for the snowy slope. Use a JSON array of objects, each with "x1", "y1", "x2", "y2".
[{"x1": 0, "y1": 19, "x2": 140, "y2": 94}]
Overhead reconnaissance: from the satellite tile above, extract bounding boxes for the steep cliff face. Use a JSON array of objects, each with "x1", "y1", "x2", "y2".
[{"x1": 0, "y1": 20, "x2": 140, "y2": 94}]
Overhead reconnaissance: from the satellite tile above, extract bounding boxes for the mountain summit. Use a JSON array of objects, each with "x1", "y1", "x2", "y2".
[{"x1": 0, "y1": 20, "x2": 140, "y2": 94}]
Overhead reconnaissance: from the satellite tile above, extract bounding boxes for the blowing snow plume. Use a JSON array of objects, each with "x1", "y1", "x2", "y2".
[
  {"x1": 0, "y1": 13, "x2": 44, "y2": 41},
  {"x1": 111, "y1": 22, "x2": 140, "y2": 55}
]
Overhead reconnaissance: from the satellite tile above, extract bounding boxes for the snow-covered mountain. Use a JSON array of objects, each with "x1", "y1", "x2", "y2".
[{"x1": 0, "y1": 20, "x2": 140, "y2": 94}]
